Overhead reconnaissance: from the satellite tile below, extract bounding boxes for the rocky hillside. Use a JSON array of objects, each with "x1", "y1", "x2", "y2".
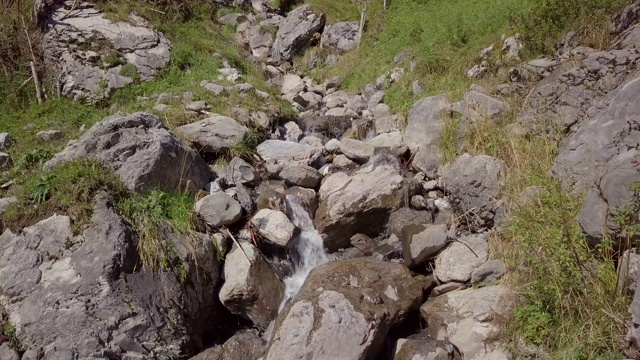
[{"x1": 0, "y1": 0, "x2": 640, "y2": 359}]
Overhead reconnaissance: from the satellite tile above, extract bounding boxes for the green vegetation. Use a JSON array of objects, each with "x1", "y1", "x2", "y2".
[{"x1": 3, "y1": 322, "x2": 22, "y2": 351}]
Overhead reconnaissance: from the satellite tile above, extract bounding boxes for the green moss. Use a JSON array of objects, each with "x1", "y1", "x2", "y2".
[{"x1": 119, "y1": 63, "x2": 140, "y2": 81}]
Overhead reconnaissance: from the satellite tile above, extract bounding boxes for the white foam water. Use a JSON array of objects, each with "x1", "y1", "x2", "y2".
[{"x1": 280, "y1": 195, "x2": 329, "y2": 310}]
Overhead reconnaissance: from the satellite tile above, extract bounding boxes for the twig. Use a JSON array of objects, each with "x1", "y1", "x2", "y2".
[
  {"x1": 21, "y1": 16, "x2": 42, "y2": 104},
  {"x1": 18, "y1": 75, "x2": 34, "y2": 90},
  {"x1": 222, "y1": 227, "x2": 253, "y2": 265},
  {"x1": 357, "y1": 2, "x2": 366, "y2": 48}
]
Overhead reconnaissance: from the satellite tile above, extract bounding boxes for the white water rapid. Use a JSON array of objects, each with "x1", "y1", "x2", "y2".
[{"x1": 280, "y1": 195, "x2": 329, "y2": 308}]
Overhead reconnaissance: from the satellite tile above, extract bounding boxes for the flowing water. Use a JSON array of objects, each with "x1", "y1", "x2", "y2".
[{"x1": 280, "y1": 195, "x2": 329, "y2": 309}]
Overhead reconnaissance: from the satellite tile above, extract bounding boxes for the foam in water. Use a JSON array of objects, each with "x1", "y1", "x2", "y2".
[{"x1": 280, "y1": 195, "x2": 329, "y2": 310}]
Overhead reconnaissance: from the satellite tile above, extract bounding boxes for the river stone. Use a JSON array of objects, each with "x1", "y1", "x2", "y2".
[
  {"x1": 219, "y1": 242, "x2": 284, "y2": 329},
  {"x1": 195, "y1": 192, "x2": 243, "y2": 228},
  {"x1": 272, "y1": 5, "x2": 326, "y2": 62},
  {"x1": 264, "y1": 259, "x2": 423, "y2": 360},
  {"x1": 279, "y1": 165, "x2": 322, "y2": 188},
  {"x1": 44, "y1": 112, "x2": 211, "y2": 193},
  {"x1": 250, "y1": 209, "x2": 298, "y2": 248},
  {"x1": 177, "y1": 116, "x2": 248, "y2": 154},
  {"x1": 316, "y1": 161, "x2": 405, "y2": 251},
  {"x1": 421, "y1": 286, "x2": 512, "y2": 359},
  {"x1": 401, "y1": 224, "x2": 450, "y2": 269},
  {"x1": 434, "y1": 234, "x2": 489, "y2": 283}
]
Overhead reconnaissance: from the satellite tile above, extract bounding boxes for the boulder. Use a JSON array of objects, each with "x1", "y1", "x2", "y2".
[
  {"x1": 248, "y1": 24, "x2": 275, "y2": 59},
  {"x1": 421, "y1": 286, "x2": 512, "y2": 359},
  {"x1": 404, "y1": 95, "x2": 450, "y2": 152},
  {"x1": 195, "y1": 192, "x2": 243, "y2": 228},
  {"x1": 0, "y1": 152, "x2": 10, "y2": 169},
  {"x1": 272, "y1": 5, "x2": 326, "y2": 62},
  {"x1": 280, "y1": 74, "x2": 305, "y2": 95},
  {"x1": 0, "y1": 196, "x2": 222, "y2": 358},
  {"x1": 321, "y1": 21, "x2": 360, "y2": 53},
  {"x1": 367, "y1": 132, "x2": 405, "y2": 154},
  {"x1": 462, "y1": 89, "x2": 510, "y2": 125},
  {"x1": 250, "y1": 209, "x2": 298, "y2": 248},
  {"x1": 316, "y1": 160, "x2": 405, "y2": 251},
  {"x1": 257, "y1": 140, "x2": 321, "y2": 167},
  {"x1": 434, "y1": 234, "x2": 489, "y2": 283},
  {"x1": 401, "y1": 224, "x2": 450, "y2": 269},
  {"x1": 44, "y1": 113, "x2": 211, "y2": 193},
  {"x1": 43, "y1": 1, "x2": 171, "y2": 101},
  {"x1": 339, "y1": 138, "x2": 375, "y2": 163},
  {"x1": 190, "y1": 330, "x2": 265, "y2": 360},
  {"x1": 471, "y1": 259, "x2": 505, "y2": 285},
  {"x1": 217, "y1": 157, "x2": 260, "y2": 186},
  {"x1": 264, "y1": 259, "x2": 423, "y2": 360},
  {"x1": 442, "y1": 154, "x2": 506, "y2": 224},
  {"x1": 285, "y1": 186, "x2": 318, "y2": 216},
  {"x1": 279, "y1": 165, "x2": 322, "y2": 188},
  {"x1": 219, "y1": 242, "x2": 285, "y2": 329},
  {"x1": 388, "y1": 208, "x2": 433, "y2": 237},
  {"x1": 0, "y1": 133, "x2": 13, "y2": 149},
  {"x1": 393, "y1": 335, "x2": 452, "y2": 360},
  {"x1": 0, "y1": 343, "x2": 20, "y2": 360},
  {"x1": 284, "y1": 121, "x2": 304, "y2": 142},
  {"x1": 218, "y1": 13, "x2": 247, "y2": 26},
  {"x1": 177, "y1": 116, "x2": 248, "y2": 154}
]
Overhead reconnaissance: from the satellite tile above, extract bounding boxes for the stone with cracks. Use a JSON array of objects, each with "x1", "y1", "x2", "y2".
[
  {"x1": 434, "y1": 234, "x2": 489, "y2": 283},
  {"x1": 257, "y1": 140, "x2": 322, "y2": 167},
  {"x1": 43, "y1": 1, "x2": 171, "y2": 101},
  {"x1": 272, "y1": 5, "x2": 325, "y2": 62},
  {"x1": 401, "y1": 224, "x2": 450, "y2": 269},
  {"x1": 0, "y1": 195, "x2": 222, "y2": 358},
  {"x1": 471, "y1": 259, "x2": 506, "y2": 285},
  {"x1": 216, "y1": 157, "x2": 260, "y2": 186},
  {"x1": 44, "y1": 112, "x2": 211, "y2": 193},
  {"x1": 393, "y1": 335, "x2": 451, "y2": 360},
  {"x1": 190, "y1": 330, "x2": 266, "y2": 360},
  {"x1": 195, "y1": 192, "x2": 243, "y2": 228},
  {"x1": 219, "y1": 242, "x2": 284, "y2": 329},
  {"x1": 404, "y1": 94, "x2": 450, "y2": 152},
  {"x1": 421, "y1": 286, "x2": 512, "y2": 359},
  {"x1": 321, "y1": 21, "x2": 360, "y2": 53},
  {"x1": 264, "y1": 259, "x2": 422, "y2": 360},
  {"x1": 279, "y1": 165, "x2": 322, "y2": 188},
  {"x1": 316, "y1": 161, "x2": 405, "y2": 251},
  {"x1": 250, "y1": 209, "x2": 299, "y2": 248},
  {"x1": 177, "y1": 116, "x2": 248, "y2": 155},
  {"x1": 339, "y1": 138, "x2": 375, "y2": 163}
]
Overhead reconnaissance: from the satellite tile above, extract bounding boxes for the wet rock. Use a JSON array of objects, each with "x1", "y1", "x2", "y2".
[
  {"x1": 177, "y1": 116, "x2": 248, "y2": 155},
  {"x1": 401, "y1": 224, "x2": 450, "y2": 269},
  {"x1": 279, "y1": 165, "x2": 322, "y2": 188},
  {"x1": 339, "y1": 138, "x2": 375, "y2": 163},
  {"x1": 45, "y1": 112, "x2": 211, "y2": 193},
  {"x1": 285, "y1": 186, "x2": 318, "y2": 215},
  {"x1": 250, "y1": 209, "x2": 298, "y2": 248},
  {"x1": 272, "y1": 5, "x2": 325, "y2": 62},
  {"x1": 316, "y1": 161, "x2": 405, "y2": 251},
  {"x1": 195, "y1": 192, "x2": 243, "y2": 228},
  {"x1": 434, "y1": 234, "x2": 489, "y2": 283},
  {"x1": 422, "y1": 286, "x2": 512, "y2": 359},
  {"x1": 219, "y1": 242, "x2": 284, "y2": 329},
  {"x1": 264, "y1": 259, "x2": 422, "y2": 360},
  {"x1": 321, "y1": 21, "x2": 360, "y2": 53}
]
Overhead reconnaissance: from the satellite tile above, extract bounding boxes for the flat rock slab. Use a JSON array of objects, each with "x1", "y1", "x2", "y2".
[
  {"x1": 434, "y1": 234, "x2": 489, "y2": 283},
  {"x1": 177, "y1": 116, "x2": 248, "y2": 154},
  {"x1": 279, "y1": 165, "x2": 322, "y2": 188}
]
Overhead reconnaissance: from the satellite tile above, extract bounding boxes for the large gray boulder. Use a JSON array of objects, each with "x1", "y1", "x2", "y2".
[
  {"x1": 401, "y1": 224, "x2": 450, "y2": 269},
  {"x1": 272, "y1": 5, "x2": 325, "y2": 62},
  {"x1": 434, "y1": 234, "x2": 489, "y2": 283},
  {"x1": 219, "y1": 242, "x2": 285, "y2": 329},
  {"x1": 339, "y1": 138, "x2": 375, "y2": 163},
  {"x1": 195, "y1": 192, "x2": 243, "y2": 228},
  {"x1": 403, "y1": 94, "x2": 450, "y2": 153},
  {"x1": 279, "y1": 165, "x2": 322, "y2": 188},
  {"x1": 442, "y1": 154, "x2": 506, "y2": 225},
  {"x1": 250, "y1": 209, "x2": 298, "y2": 248},
  {"x1": 393, "y1": 335, "x2": 452, "y2": 360},
  {"x1": 462, "y1": 88, "x2": 510, "y2": 126},
  {"x1": 44, "y1": 112, "x2": 211, "y2": 193},
  {"x1": 316, "y1": 160, "x2": 405, "y2": 251},
  {"x1": 0, "y1": 196, "x2": 222, "y2": 358},
  {"x1": 264, "y1": 259, "x2": 423, "y2": 360},
  {"x1": 43, "y1": 1, "x2": 171, "y2": 101},
  {"x1": 177, "y1": 116, "x2": 248, "y2": 155},
  {"x1": 421, "y1": 286, "x2": 512, "y2": 359},
  {"x1": 321, "y1": 21, "x2": 360, "y2": 53}
]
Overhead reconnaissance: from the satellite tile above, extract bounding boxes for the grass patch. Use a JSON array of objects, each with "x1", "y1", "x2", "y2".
[{"x1": 2, "y1": 159, "x2": 128, "y2": 234}]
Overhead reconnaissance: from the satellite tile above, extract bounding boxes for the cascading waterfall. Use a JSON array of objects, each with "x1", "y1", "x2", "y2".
[{"x1": 280, "y1": 195, "x2": 329, "y2": 309}]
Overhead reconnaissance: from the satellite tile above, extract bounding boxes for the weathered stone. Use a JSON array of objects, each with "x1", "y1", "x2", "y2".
[
  {"x1": 0, "y1": 196, "x2": 222, "y2": 358},
  {"x1": 421, "y1": 286, "x2": 512, "y2": 359},
  {"x1": 45, "y1": 113, "x2": 211, "y2": 193},
  {"x1": 272, "y1": 5, "x2": 325, "y2": 62},
  {"x1": 264, "y1": 259, "x2": 423, "y2": 360},
  {"x1": 177, "y1": 116, "x2": 248, "y2": 154},
  {"x1": 316, "y1": 160, "x2": 405, "y2": 251},
  {"x1": 280, "y1": 165, "x2": 322, "y2": 188},
  {"x1": 218, "y1": 13, "x2": 247, "y2": 26},
  {"x1": 195, "y1": 192, "x2": 243, "y2": 228},
  {"x1": 44, "y1": 2, "x2": 171, "y2": 101},
  {"x1": 401, "y1": 224, "x2": 450, "y2": 269},
  {"x1": 471, "y1": 259, "x2": 505, "y2": 285},
  {"x1": 190, "y1": 330, "x2": 265, "y2": 360},
  {"x1": 393, "y1": 334, "x2": 451, "y2": 360},
  {"x1": 0, "y1": 152, "x2": 10, "y2": 169},
  {"x1": 0, "y1": 196, "x2": 17, "y2": 216},
  {"x1": 462, "y1": 89, "x2": 510, "y2": 125},
  {"x1": 442, "y1": 154, "x2": 506, "y2": 224},
  {"x1": 284, "y1": 121, "x2": 304, "y2": 142},
  {"x1": 36, "y1": 130, "x2": 63, "y2": 141},
  {"x1": 321, "y1": 21, "x2": 359, "y2": 53},
  {"x1": 202, "y1": 81, "x2": 227, "y2": 95},
  {"x1": 219, "y1": 242, "x2": 284, "y2": 329},
  {"x1": 430, "y1": 282, "x2": 464, "y2": 297},
  {"x1": 332, "y1": 154, "x2": 357, "y2": 169},
  {"x1": 281, "y1": 74, "x2": 305, "y2": 94},
  {"x1": 0, "y1": 343, "x2": 20, "y2": 360},
  {"x1": 300, "y1": 115, "x2": 352, "y2": 139},
  {"x1": 250, "y1": 209, "x2": 298, "y2": 248},
  {"x1": 619, "y1": 249, "x2": 640, "y2": 294},
  {"x1": 388, "y1": 208, "x2": 433, "y2": 237},
  {"x1": 434, "y1": 234, "x2": 489, "y2": 283},
  {"x1": 367, "y1": 132, "x2": 404, "y2": 154},
  {"x1": 412, "y1": 148, "x2": 441, "y2": 179},
  {"x1": 218, "y1": 157, "x2": 260, "y2": 186},
  {"x1": 257, "y1": 140, "x2": 321, "y2": 167},
  {"x1": 339, "y1": 138, "x2": 375, "y2": 163},
  {"x1": 185, "y1": 100, "x2": 210, "y2": 112},
  {"x1": 285, "y1": 186, "x2": 318, "y2": 216},
  {"x1": 0, "y1": 133, "x2": 14, "y2": 149},
  {"x1": 502, "y1": 34, "x2": 523, "y2": 61}
]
